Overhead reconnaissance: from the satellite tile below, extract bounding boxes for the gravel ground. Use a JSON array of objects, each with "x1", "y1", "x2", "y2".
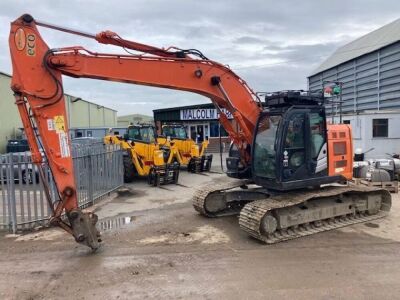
[{"x1": 0, "y1": 164, "x2": 399, "y2": 300}]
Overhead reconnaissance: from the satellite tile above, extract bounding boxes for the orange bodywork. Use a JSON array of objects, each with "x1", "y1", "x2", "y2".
[
  {"x1": 9, "y1": 17, "x2": 77, "y2": 217},
  {"x1": 8, "y1": 14, "x2": 262, "y2": 236},
  {"x1": 8, "y1": 15, "x2": 356, "y2": 248},
  {"x1": 327, "y1": 124, "x2": 354, "y2": 180}
]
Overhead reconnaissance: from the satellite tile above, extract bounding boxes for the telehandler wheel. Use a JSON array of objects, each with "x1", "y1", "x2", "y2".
[
  {"x1": 203, "y1": 155, "x2": 213, "y2": 172},
  {"x1": 154, "y1": 173, "x2": 161, "y2": 187},
  {"x1": 204, "y1": 161, "x2": 211, "y2": 171},
  {"x1": 187, "y1": 160, "x2": 194, "y2": 173},
  {"x1": 148, "y1": 168, "x2": 156, "y2": 186},
  {"x1": 123, "y1": 156, "x2": 135, "y2": 183},
  {"x1": 173, "y1": 169, "x2": 180, "y2": 184},
  {"x1": 147, "y1": 170, "x2": 154, "y2": 185}
]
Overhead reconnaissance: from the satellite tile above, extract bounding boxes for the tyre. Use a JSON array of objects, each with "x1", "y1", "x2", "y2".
[
  {"x1": 187, "y1": 159, "x2": 195, "y2": 173},
  {"x1": 147, "y1": 168, "x2": 155, "y2": 185},
  {"x1": 123, "y1": 156, "x2": 135, "y2": 183},
  {"x1": 173, "y1": 169, "x2": 179, "y2": 184},
  {"x1": 154, "y1": 173, "x2": 161, "y2": 187},
  {"x1": 21, "y1": 169, "x2": 33, "y2": 184}
]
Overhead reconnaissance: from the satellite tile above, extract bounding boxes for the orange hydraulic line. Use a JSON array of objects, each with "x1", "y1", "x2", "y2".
[
  {"x1": 10, "y1": 15, "x2": 78, "y2": 213},
  {"x1": 48, "y1": 48, "x2": 262, "y2": 146},
  {"x1": 34, "y1": 15, "x2": 262, "y2": 149},
  {"x1": 35, "y1": 18, "x2": 182, "y2": 58},
  {"x1": 10, "y1": 14, "x2": 262, "y2": 212}
]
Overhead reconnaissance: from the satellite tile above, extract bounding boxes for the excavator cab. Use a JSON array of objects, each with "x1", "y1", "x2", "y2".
[{"x1": 252, "y1": 91, "x2": 350, "y2": 191}]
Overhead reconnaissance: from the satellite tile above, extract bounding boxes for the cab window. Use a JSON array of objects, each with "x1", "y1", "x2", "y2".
[
  {"x1": 283, "y1": 113, "x2": 305, "y2": 172},
  {"x1": 309, "y1": 113, "x2": 325, "y2": 159}
]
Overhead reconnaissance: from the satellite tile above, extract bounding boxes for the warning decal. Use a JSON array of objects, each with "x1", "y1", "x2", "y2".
[
  {"x1": 47, "y1": 119, "x2": 55, "y2": 131},
  {"x1": 54, "y1": 115, "x2": 66, "y2": 132},
  {"x1": 59, "y1": 132, "x2": 71, "y2": 158}
]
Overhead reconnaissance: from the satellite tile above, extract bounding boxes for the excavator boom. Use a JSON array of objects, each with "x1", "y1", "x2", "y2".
[{"x1": 9, "y1": 14, "x2": 262, "y2": 248}]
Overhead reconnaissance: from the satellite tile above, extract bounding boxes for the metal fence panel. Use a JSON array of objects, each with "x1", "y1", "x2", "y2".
[{"x1": 0, "y1": 143, "x2": 123, "y2": 232}]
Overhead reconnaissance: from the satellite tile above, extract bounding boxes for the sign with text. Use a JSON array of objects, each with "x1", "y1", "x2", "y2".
[{"x1": 180, "y1": 108, "x2": 233, "y2": 120}]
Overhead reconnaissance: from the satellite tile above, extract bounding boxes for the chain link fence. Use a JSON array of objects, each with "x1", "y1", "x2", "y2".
[{"x1": 0, "y1": 143, "x2": 123, "y2": 233}]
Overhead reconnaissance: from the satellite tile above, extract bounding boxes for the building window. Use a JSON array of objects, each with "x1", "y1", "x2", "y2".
[
  {"x1": 209, "y1": 121, "x2": 228, "y2": 137},
  {"x1": 372, "y1": 119, "x2": 388, "y2": 138},
  {"x1": 343, "y1": 120, "x2": 351, "y2": 124}
]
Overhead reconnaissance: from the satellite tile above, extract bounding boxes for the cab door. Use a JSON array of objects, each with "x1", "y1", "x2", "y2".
[
  {"x1": 307, "y1": 110, "x2": 328, "y2": 177},
  {"x1": 280, "y1": 111, "x2": 308, "y2": 181},
  {"x1": 280, "y1": 108, "x2": 327, "y2": 182}
]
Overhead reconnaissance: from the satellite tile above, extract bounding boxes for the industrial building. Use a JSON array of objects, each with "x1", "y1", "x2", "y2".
[
  {"x1": 117, "y1": 114, "x2": 154, "y2": 127},
  {"x1": 153, "y1": 103, "x2": 234, "y2": 151},
  {"x1": 0, "y1": 71, "x2": 118, "y2": 152},
  {"x1": 308, "y1": 18, "x2": 400, "y2": 158}
]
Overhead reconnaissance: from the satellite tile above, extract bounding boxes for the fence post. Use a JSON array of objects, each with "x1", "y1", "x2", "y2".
[
  {"x1": 7, "y1": 155, "x2": 17, "y2": 234},
  {"x1": 88, "y1": 153, "x2": 94, "y2": 206}
]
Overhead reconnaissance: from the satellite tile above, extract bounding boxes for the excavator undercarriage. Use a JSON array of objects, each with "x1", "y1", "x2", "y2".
[{"x1": 193, "y1": 180, "x2": 392, "y2": 244}]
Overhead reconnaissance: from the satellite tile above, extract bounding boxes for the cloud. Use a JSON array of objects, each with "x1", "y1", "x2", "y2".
[{"x1": 1, "y1": 0, "x2": 399, "y2": 115}]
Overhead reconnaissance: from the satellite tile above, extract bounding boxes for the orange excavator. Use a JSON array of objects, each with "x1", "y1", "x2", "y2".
[{"x1": 9, "y1": 14, "x2": 391, "y2": 249}]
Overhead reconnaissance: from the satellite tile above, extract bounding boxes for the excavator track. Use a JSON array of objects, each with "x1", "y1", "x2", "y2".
[
  {"x1": 192, "y1": 179, "x2": 248, "y2": 217},
  {"x1": 239, "y1": 185, "x2": 392, "y2": 244}
]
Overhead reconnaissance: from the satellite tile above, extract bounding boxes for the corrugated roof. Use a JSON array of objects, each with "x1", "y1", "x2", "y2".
[
  {"x1": 310, "y1": 18, "x2": 400, "y2": 76},
  {"x1": 0, "y1": 71, "x2": 11, "y2": 78}
]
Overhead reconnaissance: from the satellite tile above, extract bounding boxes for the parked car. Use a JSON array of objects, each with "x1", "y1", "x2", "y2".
[
  {"x1": 6, "y1": 139, "x2": 30, "y2": 153},
  {"x1": 0, "y1": 153, "x2": 40, "y2": 184},
  {"x1": 71, "y1": 137, "x2": 103, "y2": 146}
]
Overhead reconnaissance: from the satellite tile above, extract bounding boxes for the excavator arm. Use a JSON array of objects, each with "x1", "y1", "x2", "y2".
[{"x1": 9, "y1": 14, "x2": 262, "y2": 249}]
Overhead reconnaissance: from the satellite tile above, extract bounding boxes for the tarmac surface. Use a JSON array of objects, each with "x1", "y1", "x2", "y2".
[{"x1": 0, "y1": 162, "x2": 400, "y2": 299}]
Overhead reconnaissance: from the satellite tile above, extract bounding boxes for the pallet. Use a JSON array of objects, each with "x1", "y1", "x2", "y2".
[
  {"x1": 350, "y1": 178, "x2": 362, "y2": 186},
  {"x1": 350, "y1": 178, "x2": 399, "y2": 193}
]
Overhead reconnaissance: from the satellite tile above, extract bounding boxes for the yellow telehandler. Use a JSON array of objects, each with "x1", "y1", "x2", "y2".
[
  {"x1": 157, "y1": 124, "x2": 213, "y2": 173},
  {"x1": 104, "y1": 124, "x2": 180, "y2": 186}
]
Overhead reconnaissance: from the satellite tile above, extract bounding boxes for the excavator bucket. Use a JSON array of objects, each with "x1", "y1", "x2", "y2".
[{"x1": 67, "y1": 210, "x2": 101, "y2": 250}]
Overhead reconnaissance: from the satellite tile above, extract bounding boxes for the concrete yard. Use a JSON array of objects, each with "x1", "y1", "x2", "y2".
[{"x1": 0, "y1": 164, "x2": 400, "y2": 300}]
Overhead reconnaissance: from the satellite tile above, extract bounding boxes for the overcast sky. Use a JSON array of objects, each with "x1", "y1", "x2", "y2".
[{"x1": 0, "y1": 1, "x2": 399, "y2": 116}]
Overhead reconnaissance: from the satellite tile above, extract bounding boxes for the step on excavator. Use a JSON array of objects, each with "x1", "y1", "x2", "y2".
[
  {"x1": 9, "y1": 14, "x2": 391, "y2": 249},
  {"x1": 157, "y1": 124, "x2": 213, "y2": 172},
  {"x1": 104, "y1": 124, "x2": 180, "y2": 186}
]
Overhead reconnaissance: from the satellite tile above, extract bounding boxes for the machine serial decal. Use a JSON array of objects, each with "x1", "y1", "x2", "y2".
[
  {"x1": 47, "y1": 119, "x2": 55, "y2": 131},
  {"x1": 26, "y1": 33, "x2": 36, "y2": 56},
  {"x1": 14, "y1": 28, "x2": 26, "y2": 51},
  {"x1": 58, "y1": 132, "x2": 71, "y2": 158}
]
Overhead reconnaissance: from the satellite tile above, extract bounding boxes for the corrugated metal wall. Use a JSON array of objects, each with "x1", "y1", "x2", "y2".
[{"x1": 309, "y1": 41, "x2": 400, "y2": 113}]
